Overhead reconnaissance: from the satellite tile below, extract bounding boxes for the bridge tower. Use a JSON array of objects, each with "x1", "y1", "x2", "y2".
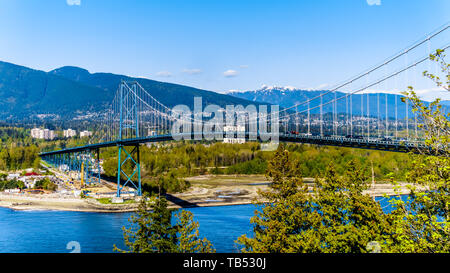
[{"x1": 116, "y1": 81, "x2": 142, "y2": 197}]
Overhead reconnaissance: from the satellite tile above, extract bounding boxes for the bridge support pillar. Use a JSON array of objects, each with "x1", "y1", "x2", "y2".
[{"x1": 116, "y1": 144, "x2": 142, "y2": 197}]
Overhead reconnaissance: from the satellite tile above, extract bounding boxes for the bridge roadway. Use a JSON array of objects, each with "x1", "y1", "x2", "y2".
[{"x1": 39, "y1": 132, "x2": 429, "y2": 157}]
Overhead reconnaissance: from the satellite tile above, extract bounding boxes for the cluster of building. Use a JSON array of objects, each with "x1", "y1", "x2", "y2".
[
  {"x1": 30, "y1": 128, "x2": 56, "y2": 140},
  {"x1": 64, "y1": 129, "x2": 93, "y2": 138},
  {"x1": 31, "y1": 128, "x2": 93, "y2": 140},
  {"x1": 80, "y1": 130, "x2": 93, "y2": 138},
  {"x1": 2, "y1": 170, "x2": 90, "y2": 197},
  {"x1": 3, "y1": 171, "x2": 59, "y2": 191},
  {"x1": 63, "y1": 129, "x2": 77, "y2": 138}
]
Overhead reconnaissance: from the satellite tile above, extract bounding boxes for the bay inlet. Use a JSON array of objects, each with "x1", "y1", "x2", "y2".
[{"x1": 0, "y1": 196, "x2": 401, "y2": 253}]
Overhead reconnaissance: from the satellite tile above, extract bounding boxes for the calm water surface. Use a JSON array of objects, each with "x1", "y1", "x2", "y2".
[
  {"x1": 0, "y1": 204, "x2": 256, "y2": 253},
  {"x1": 0, "y1": 196, "x2": 402, "y2": 253}
]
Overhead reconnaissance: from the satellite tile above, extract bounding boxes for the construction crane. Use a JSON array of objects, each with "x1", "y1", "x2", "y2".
[{"x1": 80, "y1": 162, "x2": 84, "y2": 189}]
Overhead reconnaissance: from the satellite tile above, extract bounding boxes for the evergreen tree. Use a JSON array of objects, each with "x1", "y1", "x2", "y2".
[
  {"x1": 115, "y1": 195, "x2": 178, "y2": 253},
  {"x1": 115, "y1": 194, "x2": 215, "y2": 253},
  {"x1": 175, "y1": 210, "x2": 215, "y2": 253},
  {"x1": 238, "y1": 145, "x2": 391, "y2": 253},
  {"x1": 307, "y1": 161, "x2": 391, "y2": 253},
  {"x1": 237, "y1": 144, "x2": 313, "y2": 253}
]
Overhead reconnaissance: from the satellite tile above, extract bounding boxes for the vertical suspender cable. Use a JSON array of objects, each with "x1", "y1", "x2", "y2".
[
  {"x1": 361, "y1": 92, "x2": 364, "y2": 136},
  {"x1": 367, "y1": 93, "x2": 370, "y2": 139},
  {"x1": 320, "y1": 95, "x2": 323, "y2": 136},
  {"x1": 385, "y1": 92, "x2": 388, "y2": 137},
  {"x1": 405, "y1": 52, "x2": 409, "y2": 140},
  {"x1": 413, "y1": 61, "x2": 418, "y2": 141},
  {"x1": 377, "y1": 93, "x2": 380, "y2": 138},
  {"x1": 346, "y1": 95, "x2": 349, "y2": 136},
  {"x1": 395, "y1": 75, "x2": 398, "y2": 139},
  {"x1": 333, "y1": 91, "x2": 336, "y2": 135},
  {"x1": 385, "y1": 66, "x2": 388, "y2": 137},
  {"x1": 350, "y1": 93, "x2": 353, "y2": 136},
  {"x1": 307, "y1": 101, "x2": 310, "y2": 135}
]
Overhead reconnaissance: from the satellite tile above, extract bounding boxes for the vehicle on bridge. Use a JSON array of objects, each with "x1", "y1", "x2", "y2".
[
  {"x1": 380, "y1": 136, "x2": 393, "y2": 142},
  {"x1": 345, "y1": 135, "x2": 364, "y2": 140}
]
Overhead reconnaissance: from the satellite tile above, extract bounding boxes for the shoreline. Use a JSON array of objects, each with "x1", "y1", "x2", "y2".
[
  {"x1": 0, "y1": 192, "x2": 257, "y2": 213},
  {"x1": 0, "y1": 182, "x2": 415, "y2": 213}
]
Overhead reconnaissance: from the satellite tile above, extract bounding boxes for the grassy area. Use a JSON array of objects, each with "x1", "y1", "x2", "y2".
[
  {"x1": 96, "y1": 198, "x2": 136, "y2": 205},
  {"x1": 184, "y1": 174, "x2": 318, "y2": 186},
  {"x1": 185, "y1": 174, "x2": 269, "y2": 186}
]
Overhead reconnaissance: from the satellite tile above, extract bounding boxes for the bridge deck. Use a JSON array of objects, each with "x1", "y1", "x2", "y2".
[{"x1": 39, "y1": 133, "x2": 429, "y2": 157}]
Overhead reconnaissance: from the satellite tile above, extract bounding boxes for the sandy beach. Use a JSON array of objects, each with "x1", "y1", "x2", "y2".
[{"x1": 0, "y1": 175, "x2": 419, "y2": 213}]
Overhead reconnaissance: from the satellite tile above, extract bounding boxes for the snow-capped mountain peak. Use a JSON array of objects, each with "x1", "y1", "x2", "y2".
[{"x1": 259, "y1": 84, "x2": 297, "y2": 92}]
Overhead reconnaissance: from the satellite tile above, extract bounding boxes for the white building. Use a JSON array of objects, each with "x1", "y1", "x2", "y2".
[
  {"x1": 24, "y1": 180, "x2": 37, "y2": 189},
  {"x1": 224, "y1": 125, "x2": 245, "y2": 133},
  {"x1": 30, "y1": 128, "x2": 40, "y2": 139},
  {"x1": 80, "y1": 130, "x2": 93, "y2": 138},
  {"x1": 47, "y1": 129, "x2": 56, "y2": 140},
  {"x1": 7, "y1": 173, "x2": 20, "y2": 180},
  {"x1": 223, "y1": 125, "x2": 246, "y2": 144},
  {"x1": 18, "y1": 175, "x2": 42, "y2": 189},
  {"x1": 30, "y1": 128, "x2": 56, "y2": 140},
  {"x1": 4, "y1": 189, "x2": 20, "y2": 193},
  {"x1": 63, "y1": 129, "x2": 77, "y2": 138},
  {"x1": 223, "y1": 137, "x2": 246, "y2": 144}
]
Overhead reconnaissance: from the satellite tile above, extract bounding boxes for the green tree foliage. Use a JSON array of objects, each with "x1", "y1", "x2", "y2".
[
  {"x1": 115, "y1": 195, "x2": 215, "y2": 253},
  {"x1": 384, "y1": 49, "x2": 450, "y2": 252},
  {"x1": 0, "y1": 177, "x2": 25, "y2": 191},
  {"x1": 175, "y1": 210, "x2": 215, "y2": 253},
  {"x1": 115, "y1": 195, "x2": 179, "y2": 253},
  {"x1": 0, "y1": 143, "x2": 40, "y2": 171},
  {"x1": 238, "y1": 144, "x2": 391, "y2": 253},
  {"x1": 142, "y1": 172, "x2": 191, "y2": 194},
  {"x1": 308, "y1": 162, "x2": 391, "y2": 252},
  {"x1": 99, "y1": 141, "x2": 411, "y2": 196},
  {"x1": 238, "y1": 145, "x2": 312, "y2": 253},
  {"x1": 0, "y1": 126, "x2": 32, "y2": 144},
  {"x1": 34, "y1": 177, "x2": 57, "y2": 191},
  {"x1": 100, "y1": 142, "x2": 409, "y2": 181},
  {"x1": 102, "y1": 156, "x2": 118, "y2": 177}
]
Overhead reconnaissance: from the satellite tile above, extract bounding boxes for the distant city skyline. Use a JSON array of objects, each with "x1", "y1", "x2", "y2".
[{"x1": 0, "y1": 0, "x2": 448, "y2": 100}]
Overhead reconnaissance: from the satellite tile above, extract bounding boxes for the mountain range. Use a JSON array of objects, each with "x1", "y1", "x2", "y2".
[
  {"x1": 228, "y1": 85, "x2": 442, "y2": 119},
  {"x1": 0, "y1": 61, "x2": 445, "y2": 122},
  {"x1": 0, "y1": 61, "x2": 265, "y2": 121}
]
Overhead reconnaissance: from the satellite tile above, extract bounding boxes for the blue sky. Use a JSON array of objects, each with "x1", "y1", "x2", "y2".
[{"x1": 0, "y1": 0, "x2": 448, "y2": 97}]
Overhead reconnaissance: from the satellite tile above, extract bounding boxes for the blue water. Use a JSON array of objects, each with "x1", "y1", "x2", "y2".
[
  {"x1": 0, "y1": 204, "x2": 256, "y2": 253},
  {"x1": 0, "y1": 196, "x2": 405, "y2": 253}
]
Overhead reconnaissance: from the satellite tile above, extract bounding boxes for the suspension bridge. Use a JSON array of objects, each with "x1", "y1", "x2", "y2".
[{"x1": 39, "y1": 23, "x2": 450, "y2": 197}]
